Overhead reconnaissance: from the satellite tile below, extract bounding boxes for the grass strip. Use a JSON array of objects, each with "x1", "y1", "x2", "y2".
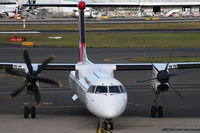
[
  {"x1": 1, "y1": 32, "x2": 200, "y2": 48},
  {"x1": 0, "y1": 22, "x2": 200, "y2": 30}
]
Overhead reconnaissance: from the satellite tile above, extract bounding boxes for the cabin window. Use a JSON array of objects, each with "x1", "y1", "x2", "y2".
[
  {"x1": 95, "y1": 86, "x2": 108, "y2": 93},
  {"x1": 119, "y1": 85, "x2": 126, "y2": 93},
  {"x1": 88, "y1": 85, "x2": 96, "y2": 93},
  {"x1": 109, "y1": 86, "x2": 121, "y2": 93}
]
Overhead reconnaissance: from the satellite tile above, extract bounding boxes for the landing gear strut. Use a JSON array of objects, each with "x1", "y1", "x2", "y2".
[{"x1": 151, "y1": 91, "x2": 163, "y2": 118}]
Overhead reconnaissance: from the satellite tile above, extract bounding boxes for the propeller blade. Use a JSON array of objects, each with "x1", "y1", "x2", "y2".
[
  {"x1": 33, "y1": 85, "x2": 41, "y2": 106},
  {"x1": 136, "y1": 78, "x2": 157, "y2": 83},
  {"x1": 36, "y1": 55, "x2": 55, "y2": 75},
  {"x1": 23, "y1": 48, "x2": 33, "y2": 73},
  {"x1": 3, "y1": 67, "x2": 26, "y2": 77},
  {"x1": 145, "y1": 56, "x2": 160, "y2": 72},
  {"x1": 9, "y1": 81, "x2": 29, "y2": 98},
  {"x1": 37, "y1": 77, "x2": 62, "y2": 88},
  {"x1": 169, "y1": 70, "x2": 194, "y2": 77},
  {"x1": 168, "y1": 82, "x2": 183, "y2": 100},
  {"x1": 165, "y1": 58, "x2": 171, "y2": 71}
]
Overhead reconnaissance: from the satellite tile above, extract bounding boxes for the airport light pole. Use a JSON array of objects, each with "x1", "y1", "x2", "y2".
[
  {"x1": 138, "y1": 0, "x2": 141, "y2": 17},
  {"x1": 15, "y1": 0, "x2": 18, "y2": 19}
]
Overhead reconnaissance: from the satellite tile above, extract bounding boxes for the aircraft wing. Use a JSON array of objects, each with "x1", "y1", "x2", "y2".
[
  {"x1": 0, "y1": 63, "x2": 76, "y2": 71},
  {"x1": 1, "y1": 62, "x2": 200, "y2": 71},
  {"x1": 115, "y1": 62, "x2": 200, "y2": 71}
]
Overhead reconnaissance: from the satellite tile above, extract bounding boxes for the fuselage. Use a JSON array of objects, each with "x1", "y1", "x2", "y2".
[
  {"x1": 68, "y1": 1, "x2": 127, "y2": 120},
  {"x1": 69, "y1": 62, "x2": 128, "y2": 119}
]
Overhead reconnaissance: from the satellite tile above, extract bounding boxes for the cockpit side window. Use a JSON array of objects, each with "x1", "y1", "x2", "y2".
[
  {"x1": 119, "y1": 85, "x2": 126, "y2": 93},
  {"x1": 109, "y1": 86, "x2": 121, "y2": 93},
  {"x1": 95, "y1": 86, "x2": 108, "y2": 93},
  {"x1": 88, "y1": 85, "x2": 96, "y2": 93}
]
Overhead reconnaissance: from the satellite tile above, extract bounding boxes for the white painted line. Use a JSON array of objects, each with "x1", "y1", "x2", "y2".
[{"x1": 0, "y1": 31, "x2": 40, "y2": 34}]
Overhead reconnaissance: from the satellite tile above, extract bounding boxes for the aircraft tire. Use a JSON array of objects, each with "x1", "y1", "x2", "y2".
[
  {"x1": 151, "y1": 106, "x2": 157, "y2": 118},
  {"x1": 158, "y1": 106, "x2": 163, "y2": 118},
  {"x1": 102, "y1": 121, "x2": 107, "y2": 130},
  {"x1": 109, "y1": 121, "x2": 113, "y2": 130},
  {"x1": 31, "y1": 106, "x2": 36, "y2": 118},
  {"x1": 24, "y1": 106, "x2": 29, "y2": 118}
]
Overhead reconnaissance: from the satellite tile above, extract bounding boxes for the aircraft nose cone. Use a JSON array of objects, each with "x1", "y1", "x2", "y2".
[
  {"x1": 101, "y1": 102, "x2": 124, "y2": 119},
  {"x1": 87, "y1": 93, "x2": 127, "y2": 119}
]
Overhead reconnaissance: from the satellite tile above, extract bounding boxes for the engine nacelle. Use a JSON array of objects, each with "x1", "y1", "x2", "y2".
[{"x1": 157, "y1": 84, "x2": 169, "y2": 92}]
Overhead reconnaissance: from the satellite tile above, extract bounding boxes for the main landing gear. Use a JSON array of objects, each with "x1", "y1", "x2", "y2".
[
  {"x1": 24, "y1": 106, "x2": 36, "y2": 118},
  {"x1": 24, "y1": 91, "x2": 37, "y2": 119},
  {"x1": 151, "y1": 91, "x2": 163, "y2": 118}
]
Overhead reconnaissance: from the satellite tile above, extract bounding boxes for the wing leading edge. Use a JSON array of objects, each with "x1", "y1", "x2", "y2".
[
  {"x1": 115, "y1": 62, "x2": 200, "y2": 71},
  {"x1": 1, "y1": 62, "x2": 200, "y2": 71},
  {"x1": 0, "y1": 63, "x2": 76, "y2": 71}
]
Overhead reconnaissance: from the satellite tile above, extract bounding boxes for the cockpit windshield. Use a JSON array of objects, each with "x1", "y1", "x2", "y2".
[
  {"x1": 119, "y1": 85, "x2": 126, "y2": 93},
  {"x1": 109, "y1": 86, "x2": 120, "y2": 93},
  {"x1": 87, "y1": 85, "x2": 126, "y2": 94},
  {"x1": 88, "y1": 85, "x2": 96, "y2": 93},
  {"x1": 95, "y1": 86, "x2": 108, "y2": 93}
]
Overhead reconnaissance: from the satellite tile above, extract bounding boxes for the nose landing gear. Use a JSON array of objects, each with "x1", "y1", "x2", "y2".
[
  {"x1": 102, "y1": 119, "x2": 113, "y2": 130},
  {"x1": 97, "y1": 119, "x2": 113, "y2": 133}
]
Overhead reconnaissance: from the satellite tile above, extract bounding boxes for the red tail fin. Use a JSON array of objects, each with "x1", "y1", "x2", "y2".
[{"x1": 78, "y1": 1, "x2": 88, "y2": 62}]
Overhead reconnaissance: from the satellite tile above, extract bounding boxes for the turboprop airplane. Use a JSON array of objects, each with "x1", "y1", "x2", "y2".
[{"x1": 1, "y1": 1, "x2": 200, "y2": 130}]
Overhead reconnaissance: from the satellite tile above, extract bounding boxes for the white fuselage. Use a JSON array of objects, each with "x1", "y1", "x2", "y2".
[{"x1": 69, "y1": 62, "x2": 128, "y2": 119}]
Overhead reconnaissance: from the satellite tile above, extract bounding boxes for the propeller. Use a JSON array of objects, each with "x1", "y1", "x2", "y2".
[
  {"x1": 137, "y1": 57, "x2": 193, "y2": 100},
  {"x1": 4, "y1": 48, "x2": 62, "y2": 106}
]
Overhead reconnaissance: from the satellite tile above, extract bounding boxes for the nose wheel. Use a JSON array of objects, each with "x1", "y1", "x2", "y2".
[
  {"x1": 97, "y1": 119, "x2": 113, "y2": 132},
  {"x1": 102, "y1": 119, "x2": 113, "y2": 130}
]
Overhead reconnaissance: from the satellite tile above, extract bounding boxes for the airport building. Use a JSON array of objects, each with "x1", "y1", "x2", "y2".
[{"x1": 0, "y1": 0, "x2": 200, "y2": 17}]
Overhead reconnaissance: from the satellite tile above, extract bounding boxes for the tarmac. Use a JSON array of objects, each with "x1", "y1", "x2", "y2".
[
  {"x1": 0, "y1": 17, "x2": 200, "y2": 25},
  {"x1": 1, "y1": 115, "x2": 200, "y2": 133},
  {"x1": 1, "y1": 46, "x2": 200, "y2": 132},
  {"x1": 1, "y1": 29, "x2": 200, "y2": 34}
]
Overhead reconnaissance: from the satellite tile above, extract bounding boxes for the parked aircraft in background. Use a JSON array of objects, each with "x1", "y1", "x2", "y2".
[
  {"x1": 1, "y1": 1, "x2": 200, "y2": 131},
  {"x1": 164, "y1": 9, "x2": 179, "y2": 17},
  {"x1": 0, "y1": 0, "x2": 36, "y2": 18}
]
